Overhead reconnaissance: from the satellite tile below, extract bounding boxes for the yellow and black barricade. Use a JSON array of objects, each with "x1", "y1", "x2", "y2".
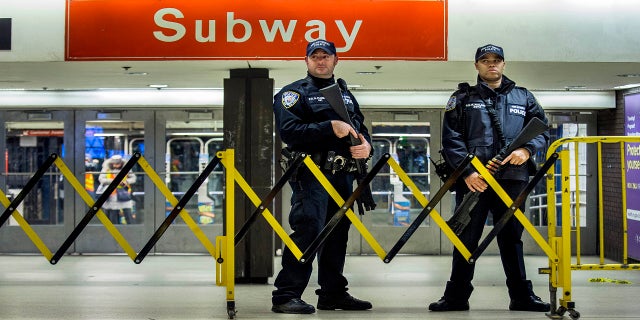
[
  {"x1": 16, "y1": 142, "x2": 640, "y2": 320},
  {"x1": 544, "y1": 136, "x2": 640, "y2": 320},
  {"x1": 135, "y1": 155, "x2": 222, "y2": 263}
]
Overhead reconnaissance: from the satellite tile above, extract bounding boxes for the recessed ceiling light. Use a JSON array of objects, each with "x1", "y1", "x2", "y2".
[
  {"x1": 614, "y1": 83, "x2": 640, "y2": 89},
  {"x1": 617, "y1": 74, "x2": 640, "y2": 78},
  {"x1": 148, "y1": 84, "x2": 168, "y2": 88},
  {"x1": 126, "y1": 72, "x2": 148, "y2": 76}
]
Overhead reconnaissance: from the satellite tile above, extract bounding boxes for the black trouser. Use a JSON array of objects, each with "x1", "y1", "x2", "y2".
[
  {"x1": 105, "y1": 208, "x2": 133, "y2": 224},
  {"x1": 444, "y1": 179, "x2": 535, "y2": 302},
  {"x1": 272, "y1": 168, "x2": 354, "y2": 305}
]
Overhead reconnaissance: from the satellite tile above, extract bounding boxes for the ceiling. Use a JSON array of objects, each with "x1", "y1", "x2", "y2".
[{"x1": 2, "y1": 59, "x2": 640, "y2": 92}]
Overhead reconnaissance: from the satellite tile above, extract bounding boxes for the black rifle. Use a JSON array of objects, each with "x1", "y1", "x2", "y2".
[
  {"x1": 468, "y1": 152, "x2": 558, "y2": 263},
  {"x1": 320, "y1": 82, "x2": 376, "y2": 214},
  {"x1": 383, "y1": 153, "x2": 474, "y2": 263},
  {"x1": 446, "y1": 117, "x2": 548, "y2": 235}
]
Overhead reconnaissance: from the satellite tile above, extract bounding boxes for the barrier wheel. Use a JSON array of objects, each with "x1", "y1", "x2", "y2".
[
  {"x1": 226, "y1": 301, "x2": 236, "y2": 319},
  {"x1": 568, "y1": 309, "x2": 580, "y2": 320},
  {"x1": 555, "y1": 306, "x2": 567, "y2": 316}
]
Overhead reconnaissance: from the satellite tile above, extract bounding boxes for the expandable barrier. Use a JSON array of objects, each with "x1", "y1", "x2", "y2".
[
  {"x1": 0, "y1": 152, "x2": 221, "y2": 263},
  {"x1": 242, "y1": 150, "x2": 558, "y2": 269},
  {"x1": 0, "y1": 151, "x2": 238, "y2": 318},
  {"x1": 544, "y1": 137, "x2": 640, "y2": 320},
  {"x1": 235, "y1": 152, "x2": 472, "y2": 264},
  {"x1": 10, "y1": 141, "x2": 637, "y2": 319}
]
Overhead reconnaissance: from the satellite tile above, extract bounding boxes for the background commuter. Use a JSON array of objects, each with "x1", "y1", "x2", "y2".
[{"x1": 97, "y1": 154, "x2": 136, "y2": 224}]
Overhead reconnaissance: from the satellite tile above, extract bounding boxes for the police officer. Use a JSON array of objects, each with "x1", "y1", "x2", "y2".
[
  {"x1": 429, "y1": 44, "x2": 551, "y2": 312},
  {"x1": 271, "y1": 39, "x2": 373, "y2": 314}
]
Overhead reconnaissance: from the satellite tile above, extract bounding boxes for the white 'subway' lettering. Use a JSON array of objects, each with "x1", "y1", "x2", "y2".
[{"x1": 153, "y1": 9, "x2": 362, "y2": 52}]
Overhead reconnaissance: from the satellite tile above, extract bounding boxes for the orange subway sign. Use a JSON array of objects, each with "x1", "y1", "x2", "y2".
[{"x1": 65, "y1": 0, "x2": 447, "y2": 61}]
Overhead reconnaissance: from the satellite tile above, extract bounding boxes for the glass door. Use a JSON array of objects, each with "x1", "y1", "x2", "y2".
[
  {"x1": 0, "y1": 110, "x2": 73, "y2": 253},
  {"x1": 73, "y1": 110, "x2": 152, "y2": 253},
  {"x1": 154, "y1": 110, "x2": 224, "y2": 253},
  {"x1": 353, "y1": 110, "x2": 447, "y2": 255}
]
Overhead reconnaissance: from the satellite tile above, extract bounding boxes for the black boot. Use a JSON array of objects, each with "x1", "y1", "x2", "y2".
[
  {"x1": 509, "y1": 295, "x2": 550, "y2": 312},
  {"x1": 429, "y1": 281, "x2": 472, "y2": 311},
  {"x1": 428, "y1": 297, "x2": 469, "y2": 311},
  {"x1": 272, "y1": 298, "x2": 316, "y2": 314},
  {"x1": 317, "y1": 293, "x2": 372, "y2": 311},
  {"x1": 507, "y1": 280, "x2": 550, "y2": 312}
]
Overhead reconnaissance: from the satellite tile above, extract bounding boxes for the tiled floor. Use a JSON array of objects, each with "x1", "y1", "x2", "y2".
[{"x1": 1, "y1": 254, "x2": 638, "y2": 319}]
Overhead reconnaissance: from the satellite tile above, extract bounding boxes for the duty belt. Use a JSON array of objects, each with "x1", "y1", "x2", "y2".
[
  {"x1": 281, "y1": 148, "x2": 358, "y2": 174},
  {"x1": 311, "y1": 150, "x2": 358, "y2": 174}
]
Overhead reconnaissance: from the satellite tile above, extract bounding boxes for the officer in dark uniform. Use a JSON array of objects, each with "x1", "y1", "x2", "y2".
[
  {"x1": 429, "y1": 44, "x2": 551, "y2": 312},
  {"x1": 271, "y1": 39, "x2": 373, "y2": 314}
]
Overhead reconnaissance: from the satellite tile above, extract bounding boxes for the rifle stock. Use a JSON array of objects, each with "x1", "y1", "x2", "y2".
[{"x1": 447, "y1": 192, "x2": 479, "y2": 235}]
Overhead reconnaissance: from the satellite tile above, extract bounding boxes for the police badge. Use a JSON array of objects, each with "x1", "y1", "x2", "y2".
[
  {"x1": 282, "y1": 91, "x2": 300, "y2": 109},
  {"x1": 445, "y1": 95, "x2": 457, "y2": 112}
]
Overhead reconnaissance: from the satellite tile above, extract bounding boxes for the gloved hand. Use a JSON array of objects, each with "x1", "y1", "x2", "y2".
[{"x1": 485, "y1": 156, "x2": 504, "y2": 175}]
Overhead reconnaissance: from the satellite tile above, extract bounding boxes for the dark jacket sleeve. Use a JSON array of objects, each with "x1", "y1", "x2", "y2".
[{"x1": 441, "y1": 93, "x2": 474, "y2": 177}]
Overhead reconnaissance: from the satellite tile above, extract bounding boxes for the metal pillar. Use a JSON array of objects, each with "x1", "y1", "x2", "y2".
[{"x1": 223, "y1": 68, "x2": 274, "y2": 283}]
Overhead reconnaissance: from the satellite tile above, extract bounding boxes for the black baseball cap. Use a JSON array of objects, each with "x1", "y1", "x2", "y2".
[
  {"x1": 475, "y1": 44, "x2": 504, "y2": 62},
  {"x1": 306, "y1": 39, "x2": 336, "y2": 56}
]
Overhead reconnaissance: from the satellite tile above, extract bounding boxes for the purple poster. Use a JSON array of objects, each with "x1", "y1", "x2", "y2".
[{"x1": 624, "y1": 93, "x2": 640, "y2": 260}]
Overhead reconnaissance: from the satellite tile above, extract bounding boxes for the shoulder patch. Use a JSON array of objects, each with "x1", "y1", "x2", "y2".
[
  {"x1": 281, "y1": 91, "x2": 300, "y2": 109},
  {"x1": 445, "y1": 96, "x2": 457, "y2": 112}
]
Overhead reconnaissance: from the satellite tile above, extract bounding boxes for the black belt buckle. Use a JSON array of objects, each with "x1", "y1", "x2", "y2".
[{"x1": 309, "y1": 152, "x2": 323, "y2": 168}]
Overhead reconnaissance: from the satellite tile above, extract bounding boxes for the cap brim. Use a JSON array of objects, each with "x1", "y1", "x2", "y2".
[
  {"x1": 476, "y1": 53, "x2": 504, "y2": 61},
  {"x1": 307, "y1": 48, "x2": 334, "y2": 56}
]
